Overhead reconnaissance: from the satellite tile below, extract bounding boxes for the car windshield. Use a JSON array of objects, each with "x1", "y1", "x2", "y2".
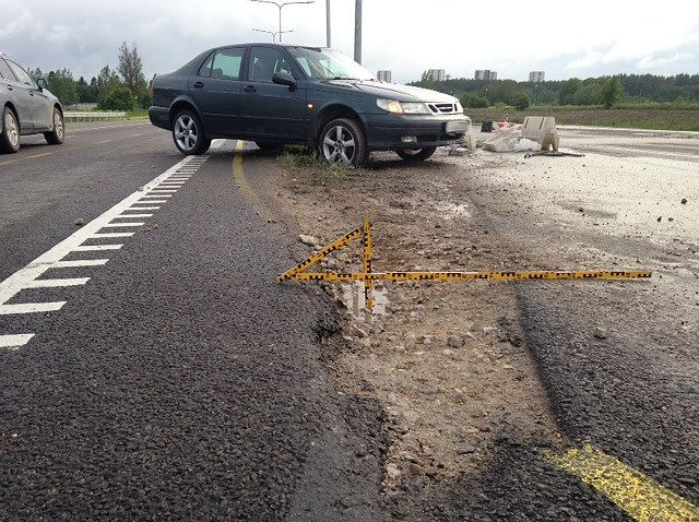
[{"x1": 288, "y1": 47, "x2": 374, "y2": 81}]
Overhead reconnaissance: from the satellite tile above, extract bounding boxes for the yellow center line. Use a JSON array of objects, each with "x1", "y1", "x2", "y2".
[
  {"x1": 232, "y1": 140, "x2": 272, "y2": 222},
  {"x1": 0, "y1": 152, "x2": 53, "y2": 167},
  {"x1": 543, "y1": 444, "x2": 699, "y2": 522}
]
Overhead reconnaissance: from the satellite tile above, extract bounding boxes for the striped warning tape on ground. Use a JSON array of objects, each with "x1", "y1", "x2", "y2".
[{"x1": 279, "y1": 220, "x2": 652, "y2": 310}]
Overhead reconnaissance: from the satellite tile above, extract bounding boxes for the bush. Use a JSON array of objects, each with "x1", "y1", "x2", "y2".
[
  {"x1": 99, "y1": 86, "x2": 135, "y2": 111},
  {"x1": 461, "y1": 93, "x2": 490, "y2": 108},
  {"x1": 513, "y1": 92, "x2": 531, "y2": 110}
]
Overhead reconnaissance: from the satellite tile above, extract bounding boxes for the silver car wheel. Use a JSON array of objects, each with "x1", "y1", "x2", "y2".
[
  {"x1": 174, "y1": 115, "x2": 198, "y2": 152},
  {"x1": 54, "y1": 111, "x2": 64, "y2": 140},
  {"x1": 5, "y1": 112, "x2": 19, "y2": 148},
  {"x1": 322, "y1": 125, "x2": 356, "y2": 166}
]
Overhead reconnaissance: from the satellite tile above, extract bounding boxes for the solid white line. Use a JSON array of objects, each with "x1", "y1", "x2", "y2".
[
  {"x1": 115, "y1": 214, "x2": 153, "y2": 218},
  {"x1": 141, "y1": 194, "x2": 172, "y2": 198},
  {"x1": 104, "y1": 222, "x2": 144, "y2": 227},
  {"x1": 52, "y1": 259, "x2": 109, "y2": 268},
  {"x1": 126, "y1": 206, "x2": 160, "y2": 211},
  {"x1": 73, "y1": 244, "x2": 123, "y2": 251},
  {"x1": 0, "y1": 302, "x2": 66, "y2": 315},
  {"x1": 135, "y1": 200, "x2": 167, "y2": 204},
  {"x1": 25, "y1": 278, "x2": 90, "y2": 288},
  {"x1": 91, "y1": 232, "x2": 135, "y2": 238},
  {"x1": 0, "y1": 154, "x2": 197, "y2": 325},
  {"x1": 0, "y1": 334, "x2": 35, "y2": 349}
]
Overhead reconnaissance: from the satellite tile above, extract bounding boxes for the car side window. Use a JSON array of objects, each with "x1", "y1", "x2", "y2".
[
  {"x1": 198, "y1": 52, "x2": 214, "y2": 78},
  {"x1": 0, "y1": 59, "x2": 16, "y2": 80},
  {"x1": 248, "y1": 47, "x2": 293, "y2": 83},
  {"x1": 210, "y1": 48, "x2": 244, "y2": 81},
  {"x1": 7, "y1": 60, "x2": 36, "y2": 87}
]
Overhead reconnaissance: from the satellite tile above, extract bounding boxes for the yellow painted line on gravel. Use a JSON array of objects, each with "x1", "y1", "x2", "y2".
[
  {"x1": 543, "y1": 443, "x2": 699, "y2": 522},
  {"x1": 232, "y1": 140, "x2": 272, "y2": 222}
]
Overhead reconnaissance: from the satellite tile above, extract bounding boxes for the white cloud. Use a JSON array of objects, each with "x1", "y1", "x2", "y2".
[{"x1": 1, "y1": 0, "x2": 698, "y2": 82}]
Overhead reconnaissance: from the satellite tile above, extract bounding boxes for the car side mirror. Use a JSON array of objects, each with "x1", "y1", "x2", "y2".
[
  {"x1": 36, "y1": 78, "x2": 48, "y2": 90},
  {"x1": 272, "y1": 72, "x2": 297, "y2": 90}
]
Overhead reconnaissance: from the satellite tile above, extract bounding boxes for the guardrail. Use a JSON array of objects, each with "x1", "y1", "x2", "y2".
[{"x1": 63, "y1": 111, "x2": 127, "y2": 120}]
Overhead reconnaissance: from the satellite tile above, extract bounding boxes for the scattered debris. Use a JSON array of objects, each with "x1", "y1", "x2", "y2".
[
  {"x1": 299, "y1": 234, "x2": 320, "y2": 247},
  {"x1": 74, "y1": 218, "x2": 85, "y2": 227},
  {"x1": 681, "y1": 198, "x2": 688, "y2": 205},
  {"x1": 594, "y1": 328, "x2": 608, "y2": 340}
]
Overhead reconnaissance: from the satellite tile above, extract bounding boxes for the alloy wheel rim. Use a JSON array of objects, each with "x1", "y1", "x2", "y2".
[
  {"x1": 175, "y1": 116, "x2": 198, "y2": 151},
  {"x1": 5, "y1": 113, "x2": 18, "y2": 148},
  {"x1": 322, "y1": 125, "x2": 356, "y2": 166},
  {"x1": 54, "y1": 112, "x2": 64, "y2": 140}
]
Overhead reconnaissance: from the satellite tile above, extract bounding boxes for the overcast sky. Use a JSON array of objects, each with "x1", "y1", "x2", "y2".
[{"x1": 1, "y1": 0, "x2": 698, "y2": 83}]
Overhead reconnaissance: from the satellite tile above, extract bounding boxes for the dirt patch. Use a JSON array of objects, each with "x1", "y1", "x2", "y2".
[{"x1": 267, "y1": 149, "x2": 562, "y2": 491}]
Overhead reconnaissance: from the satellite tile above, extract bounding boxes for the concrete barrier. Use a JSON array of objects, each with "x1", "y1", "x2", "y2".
[{"x1": 63, "y1": 111, "x2": 127, "y2": 120}]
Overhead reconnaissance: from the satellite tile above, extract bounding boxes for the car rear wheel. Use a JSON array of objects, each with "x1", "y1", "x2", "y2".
[
  {"x1": 172, "y1": 110, "x2": 210, "y2": 155},
  {"x1": 44, "y1": 108, "x2": 65, "y2": 145},
  {"x1": 0, "y1": 107, "x2": 20, "y2": 154},
  {"x1": 396, "y1": 146, "x2": 437, "y2": 162},
  {"x1": 255, "y1": 141, "x2": 285, "y2": 154},
  {"x1": 319, "y1": 118, "x2": 367, "y2": 167}
]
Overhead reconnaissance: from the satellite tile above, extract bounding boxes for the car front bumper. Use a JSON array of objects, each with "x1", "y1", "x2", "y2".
[
  {"x1": 149, "y1": 106, "x2": 171, "y2": 131},
  {"x1": 363, "y1": 113, "x2": 471, "y2": 151}
]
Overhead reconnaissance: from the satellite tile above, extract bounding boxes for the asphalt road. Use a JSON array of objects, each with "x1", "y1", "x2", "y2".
[{"x1": 0, "y1": 123, "x2": 385, "y2": 520}]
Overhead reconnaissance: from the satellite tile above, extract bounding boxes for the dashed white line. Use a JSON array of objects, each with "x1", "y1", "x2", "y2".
[
  {"x1": 0, "y1": 334, "x2": 35, "y2": 349},
  {"x1": 25, "y1": 278, "x2": 90, "y2": 288},
  {"x1": 104, "y1": 222, "x2": 145, "y2": 228},
  {"x1": 0, "y1": 302, "x2": 66, "y2": 315},
  {"x1": 90, "y1": 232, "x2": 135, "y2": 238},
  {"x1": 73, "y1": 245, "x2": 123, "y2": 252},
  {"x1": 52, "y1": 259, "x2": 109, "y2": 268}
]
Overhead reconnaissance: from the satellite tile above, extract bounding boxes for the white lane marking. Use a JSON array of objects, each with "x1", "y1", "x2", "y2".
[
  {"x1": 104, "y1": 222, "x2": 145, "y2": 227},
  {"x1": 159, "y1": 183, "x2": 185, "y2": 186},
  {"x1": 0, "y1": 334, "x2": 35, "y2": 349},
  {"x1": 115, "y1": 214, "x2": 153, "y2": 218},
  {"x1": 141, "y1": 194, "x2": 172, "y2": 198},
  {"x1": 126, "y1": 206, "x2": 160, "y2": 211},
  {"x1": 91, "y1": 232, "x2": 135, "y2": 238},
  {"x1": 148, "y1": 190, "x2": 177, "y2": 193},
  {"x1": 0, "y1": 302, "x2": 66, "y2": 315},
  {"x1": 26, "y1": 278, "x2": 90, "y2": 288},
  {"x1": 0, "y1": 152, "x2": 204, "y2": 327},
  {"x1": 135, "y1": 200, "x2": 167, "y2": 204},
  {"x1": 73, "y1": 245, "x2": 123, "y2": 251},
  {"x1": 52, "y1": 259, "x2": 109, "y2": 268}
]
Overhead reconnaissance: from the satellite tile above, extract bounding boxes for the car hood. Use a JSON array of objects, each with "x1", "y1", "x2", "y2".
[{"x1": 321, "y1": 80, "x2": 457, "y2": 103}]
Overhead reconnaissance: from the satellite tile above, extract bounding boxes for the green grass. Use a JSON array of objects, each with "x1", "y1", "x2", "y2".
[
  {"x1": 125, "y1": 109, "x2": 149, "y2": 120},
  {"x1": 465, "y1": 105, "x2": 699, "y2": 131},
  {"x1": 280, "y1": 145, "x2": 347, "y2": 187}
]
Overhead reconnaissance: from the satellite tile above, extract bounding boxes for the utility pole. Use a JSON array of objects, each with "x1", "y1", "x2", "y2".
[
  {"x1": 326, "y1": 0, "x2": 331, "y2": 47},
  {"x1": 354, "y1": 0, "x2": 362, "y2": 64},
  {"x1": 249, "y1": 0, "x2": 315, "y2": 43}
]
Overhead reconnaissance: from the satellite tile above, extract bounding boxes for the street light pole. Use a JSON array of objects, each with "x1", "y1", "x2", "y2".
[
  {"x1": 249, "y1": 0, "x2": 315, "y2": 43},
  {"x1": 326, "y1": 0, "x2": 331, "y2": 47},
  {"x1": 354, "y1": 0, "x2": 362, "y2": 63},
  {"x1": 253, "y1": 28, "x2": 294, "y2": 42}
]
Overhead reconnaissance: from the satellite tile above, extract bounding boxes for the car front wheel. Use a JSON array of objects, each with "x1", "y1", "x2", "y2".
[
  {"x1": 44, "y1": 108, "x2": 65, "y2": 145},
  {"x1": 0, "y1": 107, "x2": 20, "y2": 154},
  {"x1": 172, "y1": 110, "x2": 211, "y2": 155},
  {"x1": 319, "y1": 118, "x2": 367, "y2": 167},
  {"x1": 396, "y1": 146, "x2": 437, "y2": 162}
]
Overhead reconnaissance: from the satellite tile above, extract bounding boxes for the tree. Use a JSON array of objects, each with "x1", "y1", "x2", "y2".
[
  {"x1": 513, "y1": 91, "x2": 531, "y2": 110},
  {"x1": 117, "y1": 41, "x2": 146, "y2": 100},
  {"x1": 97, "y1": 65, "x2": 122, "y2": 104},
  {"x1": 46, "y1": 69, "x2": 78, "y2": 105},
  {"x1": 99, "y1": 86, "x2": 135, "y2": 111},
  {"x1": 600, "y1": 78, "x2": 625, "y2": 109},
  {"x1": 461, "y1": 92, "x2": 490, "y2": 108}
]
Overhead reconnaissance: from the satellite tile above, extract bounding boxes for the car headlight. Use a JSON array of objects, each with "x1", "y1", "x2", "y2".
[{"x1": 377, "y1": 99, "x2": 431, "y2": 115}]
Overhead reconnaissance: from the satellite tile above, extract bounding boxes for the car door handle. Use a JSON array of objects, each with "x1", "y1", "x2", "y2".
[
  {"x1": 244, "y1": 85, "x2": 257, "y2": 93},
  {"x1": 193, "y1": 81, "x2": 205, "y2": 89}
]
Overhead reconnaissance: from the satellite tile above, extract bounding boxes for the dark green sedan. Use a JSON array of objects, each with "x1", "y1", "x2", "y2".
[{"x1": 149, "y1": 44, "x2": 471, "y2": 167}]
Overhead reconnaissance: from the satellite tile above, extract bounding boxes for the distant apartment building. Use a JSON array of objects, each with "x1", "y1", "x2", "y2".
[
  {"x1": 529, "y1": 71, "x2": 545, "y2": 83},
  {"x1": 377, "y1": 70, "x2": 392, "y2": 83},
  {"x1": 427, "y1": 69, "x2": 446, "y2": 82},
  {"x1": 475, "y1": 70, "x2": 498, "y2": 81}
]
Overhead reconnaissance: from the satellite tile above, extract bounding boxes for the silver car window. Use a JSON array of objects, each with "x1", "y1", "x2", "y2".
[
  {"x1": 0, "y1": 59, "x2": 15, "y2": 81},
  {"x1": 7, "y1": 60, "x2": 36, "y2": 87}
]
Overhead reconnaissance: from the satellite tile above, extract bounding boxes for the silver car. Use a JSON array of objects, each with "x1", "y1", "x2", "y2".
[{"x1": 0, "y1": 54, "x2": 64, "y2": 154}]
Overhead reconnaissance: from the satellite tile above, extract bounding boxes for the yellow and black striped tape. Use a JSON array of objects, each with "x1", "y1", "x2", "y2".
[{"x1": 291, "y1": 270, "x2": 653, "y2": 283}]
